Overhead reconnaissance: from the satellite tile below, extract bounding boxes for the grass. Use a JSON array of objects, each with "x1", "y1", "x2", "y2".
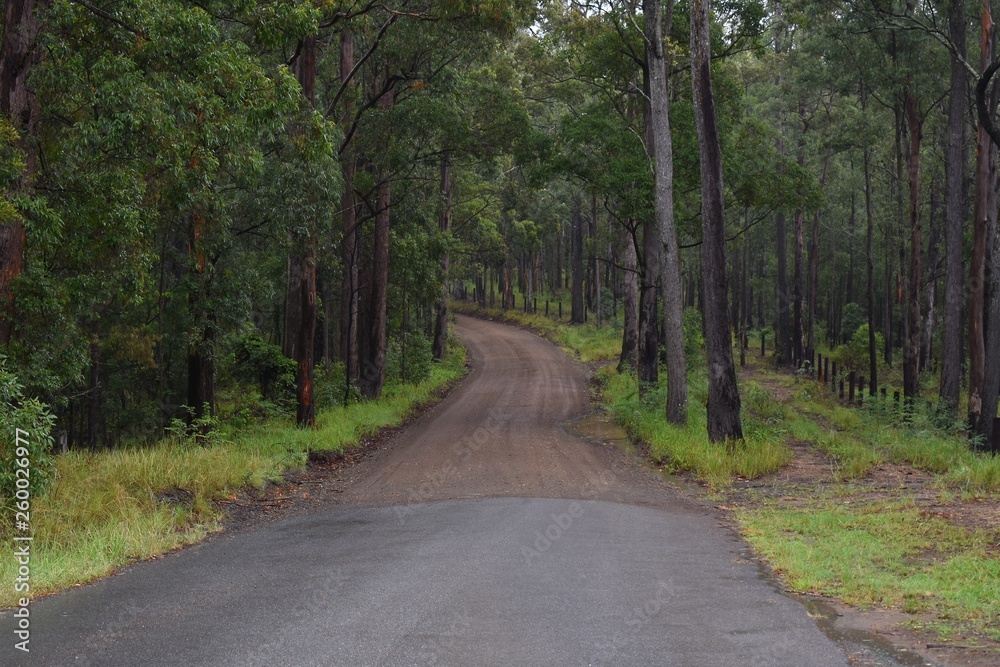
[
  {"x1": 0, "y1": 337, "x2": 467, "y2": 607},
  {"x1": 782, "y1": 375, "x2": 1000, "y2": 494},
  {"x1": 598, "y1": 366, "x2": 792, "y2": 488},
  {"x1": 738, "y1": 497, "x2": 1000, "y2": 642},
  {"x1": 451, "y1": 299, "x2": 622, "y2": 362}
]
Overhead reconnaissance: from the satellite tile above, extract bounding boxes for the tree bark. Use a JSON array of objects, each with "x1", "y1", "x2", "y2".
[
  {"x1": 864, "y1": 143, "x2": 878, "y2": 395},
  {"x1": 0, "y1": 0, "x2": 46, "y2": 344},
  {"x1": 432, "y1": 153, "x2": 452, "y2": 360},
  {"x1": 619, "y1": 224, "x2": 639, "y2": 371},
  {"x1": 339, "y1": 31, "x2": 360, "y2": 387},
  {"x1": 691, "y1": 0, "x2": 742, "y2": 442},
  {"x1": 808, "y1": 150, "x2": 830, "y2": 361},
  {"x1": 571, "y1": 203, "x2": 585, "y2": 324},
  {"x1": 295, "y1": 237, "x2": 317, "y2": 426},
  {"x1": 970, "y1": 4, "x2": 997, "y2": 432},
  {"x1": 294, "y1": 34, "x2": 318, "y2": 426},
  {"x1": 187, "y1": 211, "x2": 215, "y2": 423},
  {"x1": 903, "y1": 89, "x2": 922, "y2": 400},
  {"x1": 360, "y1": 87, "x2": 394, "y2": 400},
  {"x1": 940, "y1": 0, "x2": 966, "y2": 414},
  {"x1": 643, "y1": 0, "x2": 687, "y2": 424},
  {"x1": 923, "y1": 187, "x2": 939, "y2": 371}
]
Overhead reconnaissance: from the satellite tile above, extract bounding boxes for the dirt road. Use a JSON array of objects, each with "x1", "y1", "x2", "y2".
[
  {"x1": 339, "y1": 315, "x2": 663, "y2": 508},
  {"x1": 2, "y1": 315, "x2": 914, "y2": 666}
]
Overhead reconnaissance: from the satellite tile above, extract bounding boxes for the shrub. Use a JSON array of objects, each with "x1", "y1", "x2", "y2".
[
  {"x1": 0, "y1": 358, "x2": 55, "y2": 522},
  {"x1": 832, "y1": 324, "x2": 883, "y2": 373},
  {"x1": 230, "y1": 330, "x2": 295, "y2": 402},
  {"x1": 387, "y1": 332, "x2": 433, "y2": 384}
]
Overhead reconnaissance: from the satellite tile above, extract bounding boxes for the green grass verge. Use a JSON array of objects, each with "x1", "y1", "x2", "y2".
[
  {"x1": 451, "y1": 300, "x2": 621, "y2": 362},
  {"x1": 783, "y1": 377, "x2": 1000, "y2": 494},
  {"x1": 738, "y1": 497, "x2": 1000, "y2": 642},
  {"x1": 0, "y1": 338, "x2": 466, "y2": 607},
  {"x1": 597, "y1": 366, "x2": 792, "y2": 488}
]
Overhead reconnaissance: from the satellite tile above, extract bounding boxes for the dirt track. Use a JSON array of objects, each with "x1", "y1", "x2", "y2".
[{"x1": 338, "y1": 314, "x2": 670, "y2": 508}]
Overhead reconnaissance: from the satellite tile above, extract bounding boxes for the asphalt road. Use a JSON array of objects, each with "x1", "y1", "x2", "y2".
[{"x1": 3, "y1": 315, "x2": 862, "y2": 666}]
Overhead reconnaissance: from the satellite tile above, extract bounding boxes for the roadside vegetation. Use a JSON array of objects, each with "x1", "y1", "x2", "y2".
[
  {"x1": 0, "y1": 339, "x2": 465, "y2": 607},
  {"x1": 457, "y1": 296, "x2": 1000, "y2": 648}
]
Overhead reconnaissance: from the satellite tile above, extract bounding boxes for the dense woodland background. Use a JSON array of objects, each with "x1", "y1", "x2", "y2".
[{"x1": 4, "y1": 0, "x2": 1000, "y2": 452}]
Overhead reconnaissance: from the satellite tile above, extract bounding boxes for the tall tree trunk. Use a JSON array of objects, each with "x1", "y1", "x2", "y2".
[
  {"x1": 864, "y1": 142, "x2": 878, "y2": 395},
  {"x1": 187, "y1": 211, "x2": 215, "y2": 422},
  {"x1": 88, "y1": 336, "x2": 101, "y2": 450},
  {"x1": 691, "y1": 0, "x2": 742, "y2": 442},
  {"x1": 571, "y1": 204, "x2": 585, "y2": 324},
  {"x1": 296, "y1": 237, "x2": 317, "y2": 425},
  {"x1": 432, "y1": 153, "x2": 452, "y2": 360},
  {"x1": 903, "y1": 89, "x2": 922, "y2": 400},
  {"x1": 847, "y1": 191, "x2": 856, "y2": 305},
  {"x1": 339, "y1": 32, "x2": 360, "y2": 387},
  {"x1": 940, "y1": 0, "x2": 967, "y2": 414},
  {"x1": 772, "y1": 0, "x2": 790, "y2": 366},
  {"x1": 644, "y1": 0, "x2": 687, "y2": 423},
  {"x1": 360, "y1": 88, "x2": 394, "y2": 400},
  {"x1": 294, "y1": 34, "x2": 318, "y2": 427},
  {"x1": 619, "y1": 225, "x2": 639, "y2": 371},
  {"x1": 923, "y1": 186, "x2": 939, "y2": 371},
  {"x1": 792, "y1": 109, "x2": 806, "y2": 366},
  {"x1": 0, "y1": 0, "x2": 46, "y2": 344},
  {"x1": 969, "y1": 4, "x2": 997, "y2": 432},
  {"x1": 808, "y1": 150, "x2": 830, "y2": 361}
]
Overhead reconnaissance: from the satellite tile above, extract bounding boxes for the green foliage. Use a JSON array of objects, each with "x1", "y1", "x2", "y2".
[
  {"x1": 387, "y1": 333, "x2": 435, "y2": 385},
  {"x1": 832, "y1": 324, "x2": 882, "y2": 374},
  {"x1": 0, "y1": 359, "x2": 55, "y2": 521},
  {"x1": 839, "y1": 303, "x2": 865, "y2": 343},
  {"x1": 230, "y1": 331, "x2": 295, "y2": 402},
  {"x1": 683, "y1": 307, "x2": 705, "y2": 364},
  {"x1": 0, "y1": 339, "x2": 466, "y2": 605}
]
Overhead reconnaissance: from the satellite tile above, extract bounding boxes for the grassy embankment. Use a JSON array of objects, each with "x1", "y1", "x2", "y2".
[
  {"x1": 0, "y1": 339, "x2": 466, "y2": 607},
  {"x1": 456, "y1": 296, "x2": 1000, "y2": 644}
]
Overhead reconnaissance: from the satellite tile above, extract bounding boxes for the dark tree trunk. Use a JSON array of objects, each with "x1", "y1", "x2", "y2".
[
  {"x1": 187, "y1": 211, "x2": 215, "y2": 423},
  {"x1": 295, "y1": 238, "x2": 317, "y2": 426},
  {"x1": 775, "y1": 210, "x2": 789, "y2": 365},
  {"x1": 792, "y1": 112, "x2": 805, "y2": 366},
  {"x1": 923, "y1": 186, "x2": 939, "y2": 371},
  {"x1": 643, "y1": 0, "x2": 686, "y2": 423},
  {"x1": 361, "y1": 168, "x2": 392, "y2": 399},
  {"x1": 339, "y1": 32, "x2": 360, "y2": 387},
  {"x1": 808, "y1": 150, "x2": 830, "y2": 361},
  {"x1": 359, "y1": 82, "x2": 394, "y2": 399},
  {"x1": 970, "y1": 5, "x2": 997, "y2": 432},
  {"x1": 433, "y1": 153, "x2": 452, "y2": 360},
  {"x1": 847, "y1": 191, "x2": 856, "y2": 305},
  {"x1": 292, "y1": 35, "x2": 319, "y2": 426},
  {"x1": 619, "y1": 223, "x2": 639, "y2": 371},
  {"x1": 0, "y1": 0, "x2": 45, "y2": 344},
  {"x1": 940, "y1": 0, "x2": 966, "y2": 414},
  {"x1": 903, "y1": 89, "x2": 922, "y2": 400},
  {"x1": 571, "y1": 204, "x2": 585, "y2": 324},
  {"x1": 772, "y1": 1, "x2": 790, "y2": 366},
  {"x1": 88, "y1": 338, "x2": 101, "y2": 450},
  {"x1": 864, "y1": 140, "x2": 878, "y2": 396},
  {"x1": 691, "y1": 0, "x2": 741, "y2": 442}
]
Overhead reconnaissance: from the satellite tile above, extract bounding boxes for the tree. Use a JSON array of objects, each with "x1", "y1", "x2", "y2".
[
  {"x1": 0, "y1": 0, "x2": 47, "y2": 345},
  {"x1": 691, "y1": 0, "x2": 742, "y2": 442},
  {"x1": 643, "y1": 0, "x2": 687, "y2": 425}
]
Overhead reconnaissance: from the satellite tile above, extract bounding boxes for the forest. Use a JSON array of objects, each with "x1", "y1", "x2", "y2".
[{"x1": 4, "y1": 0, "x2": 1000, "y2": 459}]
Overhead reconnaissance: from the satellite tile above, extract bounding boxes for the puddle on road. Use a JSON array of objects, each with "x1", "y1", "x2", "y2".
[
  {"x1": 803, "y1": 597, "x2": 932, "y2": 666},
  {"x1": 563, "y1": 413, "x2": 635, "y2": 455}
]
